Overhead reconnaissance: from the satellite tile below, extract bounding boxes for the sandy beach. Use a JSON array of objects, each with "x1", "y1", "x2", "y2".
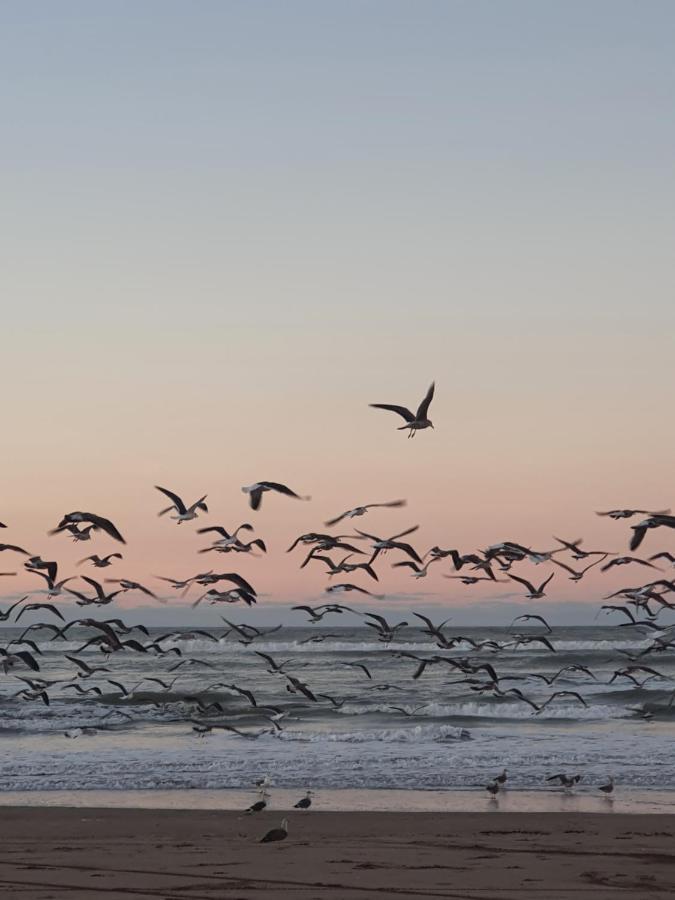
[{"x1": 0, "y1": 808, "x2": 673, "y2": 899}]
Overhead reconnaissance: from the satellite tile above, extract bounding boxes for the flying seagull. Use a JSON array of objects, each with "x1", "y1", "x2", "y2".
[
  {"x1": 242, "y1": 481, "x2": 310, "y2": 511},
  {"x1": 51, "y1": 512, "x2": 125, "y2": 544},
  {"x1": 78, "y1": 554, "x2": 123, "y2": 568},
  {"x1": 155, "y1": 486, "x2": 208, "y2": 523},
  {"x1": 506, "y1": 572, "x2": 555, "y2": 599},
  {"x1": 369, "y1": 381, "x2": 435, "y2": 437},
  {"x1": 630, "y1": 515, "x2": 675, "y2": 552},
  {"x1": 324, "y1": 500, "x2": 406, "y2": 527}
]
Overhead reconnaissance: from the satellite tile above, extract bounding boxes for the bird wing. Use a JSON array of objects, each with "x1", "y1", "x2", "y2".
[
  {"x1": 85, "y1": 513, "x2": 126, "y2": 544},
  {"x1": 415, "y1": 381, "x2": 435, "y2": 419},
  {"x1": 507, "y1": 573, "x2": 535, "y2": 593},
  {"x1": 369, "y1": 403, "x2": 415, "y2": 423},
  {"x1": 249, "y1": 488, "x2": 263, "y2": 510},
  {"x1": 260, "y1": 482, "x2": 304, "y2": 499},
  {"x1": 154, "y1": 486, "x2": 186, "y2": 515},
  {"x1": 324, "y1": 511, "x2": 349, "y2": 527},
  {"x1": 630, "y1": 526, "x2": 647, "y2": 552}
]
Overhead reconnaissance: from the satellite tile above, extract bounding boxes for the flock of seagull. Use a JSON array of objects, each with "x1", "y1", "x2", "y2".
[{"x1": 2, "y1": 383, "x2": 675, "y2": 839}]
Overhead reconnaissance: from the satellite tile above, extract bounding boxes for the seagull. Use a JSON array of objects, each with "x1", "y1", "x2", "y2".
[
  {"x1": 552, "y1": 556, "x2": 607, "y2": 581},
  {"x1": 324, "y1": 500, "x2": 406, "y2": 527},
  {"x1": 104, "y1": 579, "x2": 158, "y2": 599},
  {"x1": 552, "y1": 537, "x2": 610, "y2": 560},
  {"x1": 26, "y1": 568, "x2": 75, "y2": 598},
  {"x1": 324, "y1": 583, "x2": 383, "y2": 598},
  {"x1": 0, "y1": 597, "x2": 27, "y2": 621},
  {"x1": 510, "y1": 614, "x2": 553, "y2": 633},
  {"x1": 155, "y1": 486, "x2": 208, "y2": 523},
  {"x1": 48, "y1": 523, "x2": 96, "y2": 542},
  {"x1": 78, "y1": 554, "x2": 123, "y2": 568},
  {"x1": 599, "y1": 776, "x2": 614, "y2": 795},
  {"x1": 242, "y1": 481, "x2": 310, "y2": 511},
  {"x1": 392, "y1": 559, "x2": 437, "y2": 579},
  {"x1": 650, "y1": 552, "x2": 675, "y2": 567},
  {"x1": 246, "y1": 791, "x2": 270, "y2": 813},
  {"x1": 51, "y1": 512, "x2": 125, "y2": 544},
  {"x1": 600, "y1": 556, "x2": 660, "y2": 573},
  {"x1": 630, "y1": 515, "x2": 675, "y2": 551},
  {"x1": 486, "y1": 781, "x2": 500, "y2": 797},
  {"x1": 596, "y1": 508, "x2": 670, "y2": 520},
  {"x1": 294, "y1": 790, "x2": 314, "y2": 810},
  {"x1": 496, "y1": 769, "x2": 508, "y2": 785},
  {"x1": 260, "y1": 818, "x2": 288, "y2": 843},
  {"x1": 355, "y1": 526, "x2": 421, "y2": 564},
  {"x1": 547, "y1": 773, "x2": 582, "y2": 791},
  {"x1": 369, "y1": 381, "x2": 435, "y2": 437},
  {"x1": 506, "y1": 572, "x2": 554, "y2": 599},
  {"x1": 0, "y1": 543, "x2": 29, "y2": 556}
]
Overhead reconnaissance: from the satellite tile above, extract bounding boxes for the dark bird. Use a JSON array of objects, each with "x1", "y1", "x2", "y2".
[
  {"x1": 294, "y1": 790, "x2": 314, "y2": 810},
  {"x1": 324, "y1": 500, "x2": 406, "y2": 527},
  {"x1": 51, "y1": 512, "x2": 125, "y2": 544},
  {"x1": 596, "y1": 508, "x2": 670, "y2": 520},
  {"x1": 510, "y1": 614, "x2": 553, "y2": 634},
  {"x1": 355, "y1": 525, "x2": 422, "y2": 564},
  {"x1": 246, "y1": 792, "x2": 270, "y2": 813},
  {"x1": 260, "y1": 818, "x2": 288, "y2": 843},
  {"x1": 630, "y1": 515, "x2": 675, "y2": 551},
  {"x1": 600, "y1": 556, "x2": 660, "y2": 573},
  {"x1": 369, "y1": 381, "x2": 435, "y2": 437},
  {"x1": 0, "y1": 543, "x2": 29, "y2": 556},
  {"x1": 506, "y1": 572, "x2": 554, "y2": 599},
  {"x1": 78, "y1": 554, "x2": 123, "y2": 568},
  {"x1": 155, "y1": 485, "x2": 208, "y2": 523},
  {"x1": 242, "y1": 481, "x2": 310, "y2": 511},
  {"x1": 105, "y1": 578, "x2": 157, "y2": 598}
]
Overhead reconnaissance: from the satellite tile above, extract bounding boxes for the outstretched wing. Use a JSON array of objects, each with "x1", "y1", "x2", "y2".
[
  {"x1": 369, "y1": 403, "x2": 415, "y2": 423},
  {"x1": 85, "y1": 514, "x2": 126, "y2": 544},
  {"x1": 260, "y1": 482, "x2": 307, "y2": 500},
  {"x1": 154, "y1": 486, "x2": 187, "y2": 515},
  {"x1": 416, "y1": 382, "x2": 435, "y2": 419}
]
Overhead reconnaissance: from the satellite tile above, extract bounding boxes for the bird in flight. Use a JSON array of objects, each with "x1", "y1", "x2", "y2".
[
  {"x1": 155, "y1": 486, "x2": 208, "y2": 523},
  {"x1": 241, "y1": 481, "x2": 310, "y2": 511},
  {"x1": 369, "y1": 382, "x2": 435, "y2": 437},
  {"x1": 50, "y1": 512, "x2": 125, "y2": 544},
  {"x1": 324, "y1": 500, "x2": 406, "y2": 527}
]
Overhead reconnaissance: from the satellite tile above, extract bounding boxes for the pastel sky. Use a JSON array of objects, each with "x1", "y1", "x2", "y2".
[{"x1": 2, "y1": 2, "x2": 674, "y2": 622}]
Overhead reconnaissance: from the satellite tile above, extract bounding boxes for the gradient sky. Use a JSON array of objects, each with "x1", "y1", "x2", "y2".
[{"x1": 2, "y1": 2, "x2": 674, "y2": 623}]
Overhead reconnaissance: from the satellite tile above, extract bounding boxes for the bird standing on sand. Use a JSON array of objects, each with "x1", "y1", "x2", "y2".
[
  {"x1": 599, "y1": 777, "x2": 614, "y2": 796},
  {"x1": 370, "y1": 382, "x2": 435, "y2": 437},
  {"x1": 246, "y1": 791, "x2": 270, "y2": 813},
  {"x1": 294, "y1": 790, "x2": 314, "y2": 810},
  {"x1": 260, "y1": 818, "x2": 288, "y2": 843}
]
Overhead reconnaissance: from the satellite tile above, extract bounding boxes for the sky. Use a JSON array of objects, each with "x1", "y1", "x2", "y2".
[{"x1": 1, "y1": 1, "x2": 674, "y2": 623}]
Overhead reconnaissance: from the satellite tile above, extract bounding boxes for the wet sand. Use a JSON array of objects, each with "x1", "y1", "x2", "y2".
[{"x1": 0, "y1": 808, "x2": 674, "y2": 898}]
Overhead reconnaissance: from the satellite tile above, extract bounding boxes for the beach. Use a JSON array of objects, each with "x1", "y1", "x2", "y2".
[{"x1": 0, "y1": 808, "x2": 673, "y2": 899}]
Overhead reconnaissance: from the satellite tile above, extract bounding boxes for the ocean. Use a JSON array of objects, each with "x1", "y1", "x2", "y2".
[{"x1": 0, "y1": 623, "x2": 672, "y2": 797}]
